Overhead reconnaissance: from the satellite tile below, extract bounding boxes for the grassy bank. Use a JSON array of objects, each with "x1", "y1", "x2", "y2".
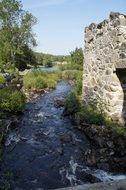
[
  {"x1": 23, "y1": 68, "x2": 83, "y2": 95},
  {"x1": 0, "y1": 75, "x2": 5, "y2": 84},
  {"x1": 0, "y1": 88, "x2": 26, "y2": 160},
  {"x1": 23, "y1": 70, "x2": 62, "y2": 90},
  {"x1": 0, "y1": 88, "x2": 26, "y2": 116},
  {"x1": 64, "y1": 91, "x2": 126, "y2": 140}
]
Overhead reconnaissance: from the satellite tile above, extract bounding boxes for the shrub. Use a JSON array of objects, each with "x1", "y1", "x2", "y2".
[
  {"x1": 0, "y1": 75, "x2": 5, "y2": 84},
  {"x1": 0, "y1": 88, "x2": 26, "y2": 114},
  {"x1": 64, "y1": 92, "x2": 81, "y2": 115}
]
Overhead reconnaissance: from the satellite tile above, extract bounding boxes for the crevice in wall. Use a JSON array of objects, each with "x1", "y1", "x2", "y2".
[{"x1": 116, "y1": 68, "x2": 126, "y2": 123}]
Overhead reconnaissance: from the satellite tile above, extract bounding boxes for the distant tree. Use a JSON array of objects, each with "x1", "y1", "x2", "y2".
[
  {"x1": 34, "y1": 52, "x2": 71, "y2": 67},
  {"x1": 43, "y1": 56, "x2": 53, "y2": 67},
  {"x1": 70, "y1": 48, "x2": 83, "y2": 65}
]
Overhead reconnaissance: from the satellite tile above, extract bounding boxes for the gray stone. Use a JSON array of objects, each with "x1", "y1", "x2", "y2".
[
  {"x1": 59, "y1": 133, "x2": 72, "y2": 143},
  {"x1": 83, "y1": 12, "x2": 126, "y2": 123},
  {"x1": 54, "y1": 97, "x2": 65, "y2": 108},
  {"x1": 120, "y1": 52, "x2": 126, "y2": 59}
]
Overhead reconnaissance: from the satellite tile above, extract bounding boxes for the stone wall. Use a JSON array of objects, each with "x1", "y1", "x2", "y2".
[{"x1": 83, "y1": 12, "x2": 126, "y2": 123}]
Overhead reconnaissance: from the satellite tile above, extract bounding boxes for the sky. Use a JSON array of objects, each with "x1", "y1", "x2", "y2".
[{"x1": 22, "y1": 0, "x2": 126, "y2": 55}]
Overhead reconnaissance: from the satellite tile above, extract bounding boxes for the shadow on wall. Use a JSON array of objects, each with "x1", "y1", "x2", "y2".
[{"x1": 116, "y1": 68, "x2": 126, "y2": 124}]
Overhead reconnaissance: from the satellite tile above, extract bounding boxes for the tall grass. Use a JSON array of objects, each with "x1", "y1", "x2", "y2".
[
  {"x1": 0, "y1": 88, "x2": 26, "y2": 115},
  {"x1": 23, "y1": 70, "x2": 61, "y2": 90},
  {"x1": 62, "y1": 70, "x2": 83, "y2": 95},
  {"x1": 0, "y1": 75, "x2": 5, "y2": 84}
]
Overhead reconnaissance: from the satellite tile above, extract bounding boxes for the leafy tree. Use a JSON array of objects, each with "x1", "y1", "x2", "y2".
[
  {"x1": 70, "y1": 48, "x2": 83, "y2": 66},
  {"x1": 15, "y1": 45, "x2": 37, "y2": 71},
  {"x1": 0, "y1": 0, "x2": 37, "y2": 69}
]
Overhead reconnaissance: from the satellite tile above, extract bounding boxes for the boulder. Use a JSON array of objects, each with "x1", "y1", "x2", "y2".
[
  {"x1": 59, "y1": 133, "x2": 72, "y2": 143},
  {"x1": 54, "y1": 97, "x2": 65, "y2": 108}
]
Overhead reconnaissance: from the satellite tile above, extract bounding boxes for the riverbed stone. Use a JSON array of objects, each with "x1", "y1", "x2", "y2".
[
  {"x1": 54, "y1": 97, "x2": 65, "y2": 108},
  {"x1": 59, "y1": 133, "x2": 72, "y2": 143}
]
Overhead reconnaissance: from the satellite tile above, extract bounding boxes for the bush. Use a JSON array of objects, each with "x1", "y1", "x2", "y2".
[
  {"x1": 64, "y1": 92, "x2": 81, "y2": 115},
  {"x1": 0, "y1": 75, "x2": 5, "y2": 84},
  {"x1": 0, "y1": 88, "x2": 26, "y2": 114}
]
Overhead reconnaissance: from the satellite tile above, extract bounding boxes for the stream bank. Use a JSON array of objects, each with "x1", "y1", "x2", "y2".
[{"x1": 0, "y1": 81, "x2": 126, "y2": 190}]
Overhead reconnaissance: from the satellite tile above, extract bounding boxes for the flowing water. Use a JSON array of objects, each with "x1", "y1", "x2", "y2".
[{"x1": 0, "y1": 81, "x2": 126, "y2": 190}]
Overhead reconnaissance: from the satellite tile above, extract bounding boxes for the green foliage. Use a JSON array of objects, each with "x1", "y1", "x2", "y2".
[
  {"x1": 77, "y1": 104, "x2": 105, "y2": 125},
  {"x1": 44, "y1": 60, "x2": 53, "y2": 68},
  {"x1": 75, "y1": 73, "x2": 83, "y2": 95},
  {"x1": 15, "y1": 45, "x2": 37, "y2": 71},
  {"x1": 4, "y1": 65, "x2": 19, "y2": 78},
  {"x1": 34, "y1": 52, "x2": 70, "y2": 67},
  {"x1": 104, "y1": 119, "x2": 126, "y2": 139},
  {"x1": 0, "y1": 0, "x2": 37, "y2": 69},
  {"x1": 23, "y1": 70, "x2": 60, "y2": 90},
  {"x1": 62, "y1": 70, "x2": 82, "y2": 81},
  {"x1": 64, "y1": 94, "x2": 106, "y2": 125},
  {"x1": 59, "y1": 63, "x2": 83, "y2": 71},
  {"x1": 62, "y1": 70, "x2": 83, "y2": 95},
  {"x1": 34, "y1": 76, "x2": 47, "y2": 89},
  {"x1": 58, "y1": 53, "x2": 83, "y2": 96},
  {"x1": 70, "y1": 48, "x2": 83, "y2": 66},
  {"x1": 0, "y1": 74, "x2": 5, "y2": 84},
  {"x1": 64, "y1": 92, "x2": 81, "y2": 115},
  {"x1": 0, "y1": 88, "x2": 26, "y2": 114}
]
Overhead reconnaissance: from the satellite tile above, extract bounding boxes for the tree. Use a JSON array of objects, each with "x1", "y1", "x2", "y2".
[
  {"x1": 70, "y1": 48, "x2": 83, "y2": 66},
  {"x1": 0, "y1": 0, "x2": 37, "y2": 69},
  {"x1": 15, "y1": 45, "x2": 37, "y2": 71}
]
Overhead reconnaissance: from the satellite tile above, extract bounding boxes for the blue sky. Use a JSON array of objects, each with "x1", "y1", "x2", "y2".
[{"x1": 22, "y1": 0, "x2": 126, "y2": 55}]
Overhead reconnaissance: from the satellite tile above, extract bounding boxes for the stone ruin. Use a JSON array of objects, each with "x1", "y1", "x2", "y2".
[{"x1": 83, "y1": 12, "x2": 126, "y2": 123}]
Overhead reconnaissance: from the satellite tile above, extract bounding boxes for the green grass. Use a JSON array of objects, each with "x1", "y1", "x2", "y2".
[
  {"x1": 64, "y1": 91, "x2": 81, "y2": 115},
  {"x1": 58, "y1": 63, "x2": 83, "y2": 71},
  {"x1": 62, "y1": 70, "x2": 83, "y2": 95},
  {"x1": 0, "y1": 74, "x2": 5, "y2": 84},
  {"x1": 23, "y1": 70, "x2": 61, "y2": 90},
  {"x1": 64, "y1": 91, "x2": 126, "y2": 140},
  {"x1": 0, "y1": 88, "x2": 26, "y2": 115}
]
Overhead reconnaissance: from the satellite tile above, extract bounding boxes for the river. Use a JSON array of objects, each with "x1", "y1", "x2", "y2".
[{"x1": 0, "y1": 81, "x2": 126, "y2": 190}]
